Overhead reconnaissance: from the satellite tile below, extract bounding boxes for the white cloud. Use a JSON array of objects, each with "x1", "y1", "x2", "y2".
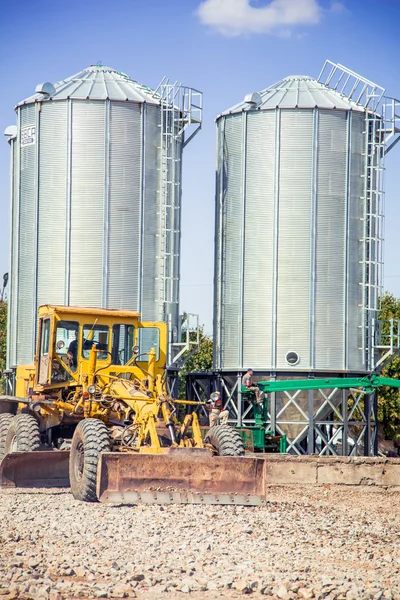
[{"x1": 196, "y1": 0, "x2": 328, "y2": 37}]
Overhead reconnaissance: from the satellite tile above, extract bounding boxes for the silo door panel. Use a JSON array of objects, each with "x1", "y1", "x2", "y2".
[{"x1": 38, "y1": 319, "x2": 51, "y2": 386}]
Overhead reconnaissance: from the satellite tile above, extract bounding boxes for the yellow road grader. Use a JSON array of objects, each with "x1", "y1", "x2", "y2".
[{"x1": 0, "y1": 305, "x2": 266, "y2": 505}]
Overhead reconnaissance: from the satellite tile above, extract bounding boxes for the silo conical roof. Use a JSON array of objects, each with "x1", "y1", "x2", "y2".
[
  {"x1": 218, "y1": 75, "x2": 365, "y2": 117},
  {"x1": 16, "y1": 65, "x2": 161, "y2": 106}
]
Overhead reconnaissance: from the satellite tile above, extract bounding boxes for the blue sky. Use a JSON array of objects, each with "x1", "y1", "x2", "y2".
[{"x1": 0, "y1": 0, "x2": 399, "y2": 334}]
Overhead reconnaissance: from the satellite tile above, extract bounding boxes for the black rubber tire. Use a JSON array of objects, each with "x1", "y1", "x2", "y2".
[
  {"x1": 204, "y1": 424, "x2": 245, "y2": 457},
  {"x1": 4, "y1": 414, "x2": 41, "y2": 455},
  {"x1": 69, "y1": 419, "x2": 111, "y2": 502},
  {"x1": 0, "y1": 413, "x2": 14, "y2": 461}
]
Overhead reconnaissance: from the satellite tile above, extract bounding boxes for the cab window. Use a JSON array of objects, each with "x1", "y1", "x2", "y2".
[
  {"x1": 41, "y1": 319, "x2": 50, "y2": 356},
  {"x1": 112, "y1": 324, "x2": 135, "y2": 365},
  {"x1": 82, "y1": 325, "x2": 110, "y2": 360},
  {"x1": 51, "y1": 358, "x2": 72, "y2": 384},
  {"x1": 55, "y1": 321, "x2": 79, "y2": 371},
  {"x1": 138, "y1": 327, "x2": 160, "y2": 361},
  {"x1": 38, "y1": 318, "x2": 51, "y2": 386}
]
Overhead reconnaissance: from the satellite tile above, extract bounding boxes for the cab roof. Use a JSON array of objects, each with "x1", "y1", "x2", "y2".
[{"x1": 38, "y1": 305, "x2": 141, "y2": 319}]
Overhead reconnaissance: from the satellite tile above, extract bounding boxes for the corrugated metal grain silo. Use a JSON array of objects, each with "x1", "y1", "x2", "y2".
[
  {"x1": 6, "y1": 65, "x2": 202, "y2": 366},
  {"x1": 214, "y1": 72, "x2": 384, "y2": 375}
]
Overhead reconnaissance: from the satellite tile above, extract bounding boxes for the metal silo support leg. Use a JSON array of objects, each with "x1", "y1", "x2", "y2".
[
  {"x1": 373, "y1": 392, "x2": 378, "y2": 456},
  {"x1": 364, "y1": 392, "x2": 371, "y2": 457},
  {"x1": 237, "y1": 373, "x2": 242, "y2": 427},
  {"x1": 342, "y1": 390, "x2": 349, "y2": 456},
  {"x1": 307, "y1": 390, "x2": 315, "y2": 454},
  {"x1": 365, "y1": 392, "x2": 378, "y2": 456}
]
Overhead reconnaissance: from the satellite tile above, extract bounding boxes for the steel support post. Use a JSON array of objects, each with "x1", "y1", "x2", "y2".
[
  {"x1": 342, "y1": 390, "x2": 349, "y2": 456},
  {"x1": 237, "y1": 373, "x2": 243, "y2": 427},
  {"x1": 307, "y1": 390, "x2": 315, "y2": 454},
  {"x1": 372, "y1": 391, "x2": 378, "y2": 455},
  {"x1": 166, "y1": 369, "x2": 179, "y2": 399},
  {"x1": 364, "y1": 392, "x2": 370, "y2": 456}
]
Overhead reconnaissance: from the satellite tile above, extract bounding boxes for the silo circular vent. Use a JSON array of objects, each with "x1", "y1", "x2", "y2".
[{"x1": 286, "y1": 351, "x2": 299, "y2": 366}]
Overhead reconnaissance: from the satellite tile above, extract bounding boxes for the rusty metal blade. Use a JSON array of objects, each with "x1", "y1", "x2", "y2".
[
  {"x1": 97, "y1": 452, "x2": 266, "y2": 505},
  {"x1": 0, "y1": 451, "x2": 70, "y2": 488}
]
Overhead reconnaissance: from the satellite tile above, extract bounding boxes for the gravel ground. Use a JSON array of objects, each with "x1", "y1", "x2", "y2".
[{"x1": 1, "y1": 485, "x2": 400, "y2": 600}]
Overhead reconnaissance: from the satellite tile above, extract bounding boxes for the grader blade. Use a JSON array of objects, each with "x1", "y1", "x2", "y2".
[
  {"x1": 97, "y1": 451, "x2": 266, "y2": 505},
  {"x1": 0, "y1": 451, "x2": 70, "y2": 488}
]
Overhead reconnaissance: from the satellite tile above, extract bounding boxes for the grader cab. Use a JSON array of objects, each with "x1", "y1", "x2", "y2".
[{"x1": 0, "y1": 305, "x2": 266, "y2": 505}]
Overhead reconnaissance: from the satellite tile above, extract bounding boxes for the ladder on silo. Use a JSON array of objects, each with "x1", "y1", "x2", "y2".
[
  {"x1": 152, "y1": 79, "x2": 202, "y2": 327},
  {"x1": 157, "y1": 80, "x2": 183, "y2": 322},
  {"x1": 365, "y1": 97, "x2": 400, "y2": 369},
  {"x1": 155, "y1": 79, "x2": 203, "y2": 324},
  {"x1": 362, "y1": 109, "x2": 385, "y2": 370}
]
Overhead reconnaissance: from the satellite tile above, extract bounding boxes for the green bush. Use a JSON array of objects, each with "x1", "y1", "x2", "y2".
[
  {"x1": 177, "y1": 318, "x2": 213, "y2": 399},
  {"x1": 378, "y1": 292, "x2": 400, "y2": 440}
]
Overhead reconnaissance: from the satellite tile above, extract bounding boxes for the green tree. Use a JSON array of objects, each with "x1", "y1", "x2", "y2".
[
  {"x1": 177, "y1": 321, "x2": 213, "y2": 399},
  {"x1": 0, "y1": 301, "x2": 6, "y2": 393},
  {"x1": 377, "y1": 292, "x2": 400, "y2": 440}
]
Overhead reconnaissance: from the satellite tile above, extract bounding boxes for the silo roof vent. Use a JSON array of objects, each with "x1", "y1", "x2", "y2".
[
  {"x1": 244, "y1": 92, "x2": 262, "y2": 106},
  {"x1": 16, "y1": 65, "x2": 162, "y2": 107},
  {"x1": 35, "y1": 82, "x2": 56, "y2": 97},
  {"x1": 4, "y1": 125, "x2": 17, "y2": 140}
]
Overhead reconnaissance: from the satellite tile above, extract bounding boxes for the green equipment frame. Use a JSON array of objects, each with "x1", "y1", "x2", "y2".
[
  {"x1": 236, "y1": 388, "x2": 287, "y2": 453},
  {"x1": 257, "y1": 374, "x2": 400, "y2": 395}
]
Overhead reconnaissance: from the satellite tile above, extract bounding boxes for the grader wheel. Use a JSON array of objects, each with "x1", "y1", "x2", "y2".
[
  {"x1": 70, "y1": 419, "x2": 111, "y2": 502},
  {"x1": 0, "y1": 414, "x2": 14, "y2": 461},
  {"x1": 4, "y1": 415, "x2": 40, "y2": 456},
  {"x1": 205, "y1": 424, "x2": 245, "y2": 457}
]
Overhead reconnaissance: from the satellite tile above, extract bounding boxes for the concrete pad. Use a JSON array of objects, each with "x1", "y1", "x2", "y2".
[
  {"x1": 265, "y1": 458, "x2": 317, "y2": 485},
  {"x1": 317, "y1": 462, "x2": 383, "y2": 485},
  {"x1": 261, "y1": 456, "x2": 400, "y2": 488},
  {"x1": 317, "y1": 460, "x2": 400, "y2": 486}
]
